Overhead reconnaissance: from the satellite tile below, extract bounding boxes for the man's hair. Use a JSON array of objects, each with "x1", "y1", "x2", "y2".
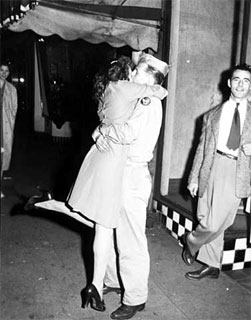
[
  {"x1": 230, "y1": 63, "x2": 251, "y2": 78},
  {"x1": 144, "y1": 64, "x2": 164, "y2": 85}
]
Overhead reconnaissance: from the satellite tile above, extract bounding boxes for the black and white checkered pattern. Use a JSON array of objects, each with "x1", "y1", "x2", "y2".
[
  {"x1": 153, "y1": 200, "x2": 251, "y2": 271},
  {"x1": 222, "y1": 238, "x2": 251, "y2": 270}
]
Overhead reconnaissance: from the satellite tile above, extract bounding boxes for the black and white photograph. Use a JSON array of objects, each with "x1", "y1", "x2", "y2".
[{"x1": 1, "y1": 1, "x2": 251, "y2": 320}]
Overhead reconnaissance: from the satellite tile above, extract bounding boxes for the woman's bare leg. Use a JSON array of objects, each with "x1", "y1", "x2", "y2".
[
  {"x1": 35, "y1": 200, "x2": 94, "y2": 228},
  {"x1": 92, "y1": 224, "x2": 114, "y2": 298},
  {"x1": 36, "y1": 200, "x2": 114, "y2": 297}
]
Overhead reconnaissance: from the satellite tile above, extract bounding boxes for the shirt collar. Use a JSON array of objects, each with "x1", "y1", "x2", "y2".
[{"x1": 228, "y1": 97, "x2": 247, "y2": 109}]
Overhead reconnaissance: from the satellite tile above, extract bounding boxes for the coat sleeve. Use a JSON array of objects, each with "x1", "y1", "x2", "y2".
[
  {"x1": 101, "y1": 103, "x2": 146, "y2": 144},
  {"x1": 120, "y1": 81, "x2": 168, "y2": 101},
  {"x1": 188, "y1": 113, "x2": 209, "y2": 185},
  {"x1": 12, "y1": 85, "x2": 18, "y2": 116},
  {"x1": 100, "y1": 98, "x2": 162, "y2": 145}
]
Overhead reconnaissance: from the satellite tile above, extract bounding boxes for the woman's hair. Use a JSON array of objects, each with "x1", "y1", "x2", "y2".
[
  {"x1": 93, "y1": 55, "x2": 134, "y2": 103},
  {"x1": 0, "y1": 61, "x2": 10, "y2": 71}
]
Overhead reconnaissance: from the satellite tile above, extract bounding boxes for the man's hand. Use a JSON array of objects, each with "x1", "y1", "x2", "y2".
[
  {"x1": 187, "y1": 183, "x2": 198, "y2": 198},
  {"x1": 242, "y1": 143, "x2": 251, "y2": 156},
  {"x1": 95, "y1": 134, "x2": 111, "y2": 152}
]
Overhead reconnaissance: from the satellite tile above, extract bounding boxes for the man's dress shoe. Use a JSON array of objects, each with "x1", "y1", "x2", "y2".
[
  {"x1": 181, "y1": 233, "x2": 197, "y2": 265},
  {"x1": 185, "y1": 265, "x2": 220, "y2": 280},
  {"x1": 103, "y1": 285, "x2": 121, "y2": 295},
  {"x1": 110, "y1": 303, "x2": 145, "y2": 320}
]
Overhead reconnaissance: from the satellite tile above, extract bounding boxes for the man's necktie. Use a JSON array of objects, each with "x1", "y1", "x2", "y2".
[{"x1": 226, "y1": 103, "x2": 240, "y2": 151}]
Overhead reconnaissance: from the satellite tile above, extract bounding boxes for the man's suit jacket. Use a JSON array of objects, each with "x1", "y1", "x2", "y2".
[{"x1": 188, "y1": 101, "x2": 251, "y2": 198}]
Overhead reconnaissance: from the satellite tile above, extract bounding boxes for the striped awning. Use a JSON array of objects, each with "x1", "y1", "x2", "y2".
[
  {"x1": 0, "y1": 0, "x2": 38, "y2": 27},
  {"x1": 2, "y1": 0, "x2": 163, "y2": 51}
]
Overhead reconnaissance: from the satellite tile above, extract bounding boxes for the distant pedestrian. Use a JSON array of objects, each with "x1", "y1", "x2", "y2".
[{"x1": 0, "y1": 62, "x2": 18, "y2": 198}]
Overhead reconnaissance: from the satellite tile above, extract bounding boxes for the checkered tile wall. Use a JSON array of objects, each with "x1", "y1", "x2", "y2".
[{"x1": 153, "y1": 200, "x2": 251, "y2": 271}]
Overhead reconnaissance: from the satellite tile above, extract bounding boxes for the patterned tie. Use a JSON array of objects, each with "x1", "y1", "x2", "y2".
[{"x1": 226, "y1": 103, "x2": 240, "y2": 151}]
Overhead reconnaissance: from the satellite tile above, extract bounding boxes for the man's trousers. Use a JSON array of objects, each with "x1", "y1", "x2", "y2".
[
  {"x1": 104, "y1": 162, "x2": 151, "y2": 305},
  {"x1": 189, "y1": 153, "x2": 241, "y2": 268}
]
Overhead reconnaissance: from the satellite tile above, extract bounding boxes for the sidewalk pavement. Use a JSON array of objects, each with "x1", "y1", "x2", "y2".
[{"x1": 1, "y1": 134, "x2": 251, "y2": 320}]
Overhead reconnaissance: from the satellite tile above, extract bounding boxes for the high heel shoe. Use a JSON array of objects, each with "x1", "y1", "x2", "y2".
[
  {"x1": 24, "y1": 186, "x2": 53, "y2": 211},
  {"x1": 82, "y1": 284, "x2": 106, "y2": 312}
]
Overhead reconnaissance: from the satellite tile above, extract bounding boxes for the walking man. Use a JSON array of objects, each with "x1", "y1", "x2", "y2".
[{"x1": 182, "y1": 64, "x2": 251, "y2": 280}]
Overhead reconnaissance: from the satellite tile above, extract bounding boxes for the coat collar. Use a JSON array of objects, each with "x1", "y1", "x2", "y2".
[
  {"x1": 241, "y1": 101, "x2": 251, "y2": 142},
  {"x1": 211, "y1": 104, "x2": 223, "y2": 136}
]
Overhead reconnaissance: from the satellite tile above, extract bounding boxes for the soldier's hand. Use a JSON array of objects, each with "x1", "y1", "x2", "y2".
[{"x1": 95, "y1": 135, "x2": 111, "y2": 152}]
